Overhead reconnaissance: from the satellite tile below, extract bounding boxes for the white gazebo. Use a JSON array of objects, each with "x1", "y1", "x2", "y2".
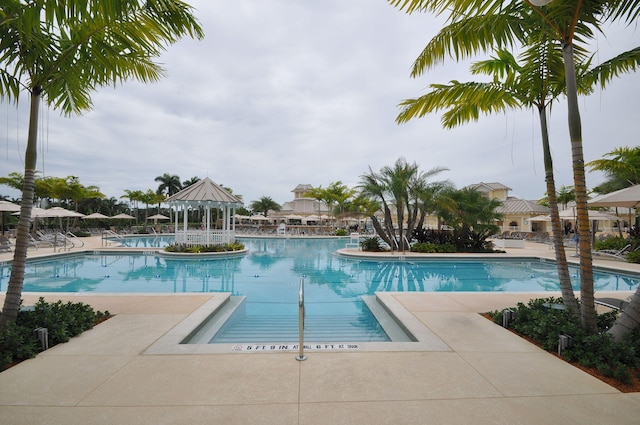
[{"x1": 165, "y1": 177, "x2": 243, "y2": 246}]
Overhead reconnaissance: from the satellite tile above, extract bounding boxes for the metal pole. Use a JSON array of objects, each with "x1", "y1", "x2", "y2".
[{"x1": 296, "y1": 277, "x2": 307, "y2": 361}]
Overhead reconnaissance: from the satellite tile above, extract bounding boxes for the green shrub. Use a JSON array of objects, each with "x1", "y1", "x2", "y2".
[
  {"x1": 0, "y1": 298, "x2": 110, "y2": 371},
  {"x1": 334, "y1": 228, "x2": 348, "y2": 236},
  {"x1": 626, "y1": 250, "x2": 640, "y2": 263},
  {"x1": 594, "y1": 236, "x2": 628, "y2": 252},
  {"x1": 493, "y1": 297, "x2": 640, "y2": 386},
  {"x1": 164, "y1": 242, "x2": 245, "y2": 253},
  {"x1": 360, "y1": 236, "x2": 385, "y2": 252},
  {"x1": 411, "y1": 242, "x2": 456, "y2": 253}
]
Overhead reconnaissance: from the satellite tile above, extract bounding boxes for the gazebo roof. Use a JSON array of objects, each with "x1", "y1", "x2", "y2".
[{"x1": 165, "y1": 177, "x2": 243, "y2": 207}]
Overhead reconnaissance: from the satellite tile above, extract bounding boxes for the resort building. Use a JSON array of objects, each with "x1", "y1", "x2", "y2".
[{"x1": 278, "y1": 184, "x2": 330, "y2": 218}]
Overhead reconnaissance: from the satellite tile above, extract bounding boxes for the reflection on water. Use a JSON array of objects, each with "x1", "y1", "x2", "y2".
[{"x1": 2, "y1": 238, "x2": 637, "y2": 298}]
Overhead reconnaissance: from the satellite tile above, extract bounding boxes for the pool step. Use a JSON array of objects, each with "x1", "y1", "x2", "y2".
[{"x1": 211, "y1": 315, "x2": 389, "y2": 343}]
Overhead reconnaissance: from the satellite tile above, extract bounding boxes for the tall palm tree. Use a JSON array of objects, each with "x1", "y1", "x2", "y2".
[
  {"x1": 586, "y1": 146, "x2": 640, "y2": 194},
  {"x1": 395, "y1": 46, "x2": 579, "y2": 312},
  {"x1": 359, "y1": 158, "x2": 449, "y2": 252},
  {"x1": 182, "y1": 176, "x2": 201, "y2": 188},
  {"x1": 436, "y1": 187, "x2": 503, "y2": 232},
  {"x1": 389, "y1": 0, "x2": 640, "y2": 332},
  {"x1": 155, "y1": 173, "x2": 182, "y2": 196},
  {"x1": 249, "y1": 196, "x2": 281, "y2": 217},
  {"x1": 121, "y1": 189, "x2": 145, "y2": 224},
  {"x1": 0, "y1": 1, "x2": 202, "y2": 328}
]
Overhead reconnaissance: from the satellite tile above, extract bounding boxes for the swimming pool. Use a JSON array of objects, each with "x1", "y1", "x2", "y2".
[{"x1": 2, "y1": 237, "x2": 638, "y2": 343}]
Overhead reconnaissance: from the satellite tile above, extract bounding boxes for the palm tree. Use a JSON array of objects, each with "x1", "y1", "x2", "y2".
[
  {"x1": 306, "y1": 182, "x2": 357, "y2": 227},
  {"x1": 395, "y1": 46, "x2": 579, "y2": 312},
  {"x1": 121, "y1": 190, "x2": 145, "y2": 224},
  {"x1": 155, "y1": 173, "x2": 182, "y2": 196},
  {"x1": 0, "y1": 1, "x2": 202, "y2": 329},
  {"x1": 182, "y1": 176, "x2": 201, "y2": 188},
  {"x1": 359, "y1": 158, "x2": 449, "y2": 252},
  {"x1": 556, "y1": 186, "x2": 576, "y2": 209},
  {"x1": 249, "y1": 196, "x2": 281, "y2": 217},
  {"x1": 436, "y1": 187, "x2": 503, "y2": 232},
  {"x1": 389, "y1": 0, "x2": 640, "y2": 332},
  {"x1": 586, "y1": 146, "x2": 640, "y2": 194}
]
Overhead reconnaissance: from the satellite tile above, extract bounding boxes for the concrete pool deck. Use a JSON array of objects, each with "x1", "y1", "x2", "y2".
[{"x1": 1, "y1": 236, "x2": 640, "y2": 424}]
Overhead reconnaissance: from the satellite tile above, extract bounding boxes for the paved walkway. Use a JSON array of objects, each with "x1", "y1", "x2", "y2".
[{"x1": 1, "y1": 236, "x2": 639, "y2": 424}]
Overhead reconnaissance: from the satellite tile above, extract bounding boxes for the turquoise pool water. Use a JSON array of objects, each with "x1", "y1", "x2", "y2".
[{"x1": 2, "y1": 237, "x2": 637, "y2": 343}]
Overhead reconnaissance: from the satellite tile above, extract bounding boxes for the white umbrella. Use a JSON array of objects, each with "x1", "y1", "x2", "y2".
[
  {"x1": 558, "y1": 209, "x2": 619, "y2": 221},
  {"x1": 588, "y1": 185, "x2": 640, "y2": 208},
  {"x1": 0, "y1": 201, "x2": 21, "y2": 235},
  {"x1": 147, "y1": 214, "x2": 170, "y2": 224},
  {"x1": 110, "y1": 213, "x2": 135, "y2": 220},
  {"x1": 83, "y1": 212, "x2": 110, "y2": 219},
  {"x1": 31, "y1": 206, "x2": 85, "y2": 218},
  {"x1": 528, "y1": 215, "x2": 551, "y2": 222},
  {"x1": 0, "y1": 200, "x2": 20, "y2": 212}
]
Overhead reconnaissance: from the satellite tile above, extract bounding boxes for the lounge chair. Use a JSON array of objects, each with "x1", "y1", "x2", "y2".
[
  {"x1": 0, "y1": 235, "x2": 11, "y2": 252},
  {"x1": 595, "y1": 297, "x2": 630, "y2": 311},
  {"x1": 27, "y1": 233, "x2": 54, "y2": 249},
  {"x1": 594, "y1": 244, "x2": 632, "y2": 260}
]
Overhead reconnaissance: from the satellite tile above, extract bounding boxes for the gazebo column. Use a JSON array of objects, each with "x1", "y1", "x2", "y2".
[
  {"x1": 173, "y1": 205, "x2": 179, "y2": 234},
  {"x1": 205, "y1": 205, "x2": 211, "y2": 245},
  {"x1": 182, "y1": 204, "x2": 188, "y2": 239}
]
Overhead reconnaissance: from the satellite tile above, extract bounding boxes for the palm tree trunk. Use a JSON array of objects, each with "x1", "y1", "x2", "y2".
[
  {"x1": 608, "y1": 288, "x2": 640, "y2": 342},
  {"x1": 538, "y1": 106, "x2": 578, "y2": 313},
  {"x1": 562, "y1": 41, "x2": 597, "y2": 333},
  {"x1": 0, "y1": 88, "x2": 41, "y2": 330}
]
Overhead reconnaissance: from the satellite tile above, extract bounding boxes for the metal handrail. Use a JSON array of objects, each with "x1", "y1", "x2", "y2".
[{"x1": 296, "y1": 278, "x2": 307, "y2": 361}]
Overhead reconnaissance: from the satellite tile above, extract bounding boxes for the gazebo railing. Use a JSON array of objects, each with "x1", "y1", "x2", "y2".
[{"x1": 174, "y1": 230, "x2": 236, "y2": 246}]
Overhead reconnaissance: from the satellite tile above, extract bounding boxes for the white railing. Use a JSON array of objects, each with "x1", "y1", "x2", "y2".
[{"x1": 174, "y1": 230, "x2": 236, "y2": 246}]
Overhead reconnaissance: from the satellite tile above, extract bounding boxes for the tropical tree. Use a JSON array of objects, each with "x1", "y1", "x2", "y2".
[
  {"x1": 0, "y1": 1, "x2": 203, "y2": 329},
  {"x1": 389, "y1": 0, "x2": 640, "y2": 332},
  {"x1": 140, "y1": 189, "x2": 164, "y2": 223},
  {"x1": 556, "y1": 185, "x2": 576, "y2": 209},
  {"x1": 359, "y1": 158, "x2": 449, "y2": 251},
  {"x1": 121, "y1": 189, "x2": 145, "y2": 223},
  {"x1": 586, "y1": 146, "x2": 640, "y2": 194},
  {"x1": 306, "y1": 181, "x2": 357, "y2": 226},
  {"x1": 395, "y1": 46, "x2": 579, "y2": 311},
  {"x1": 155, "y1": 173, "x2": 182, "y2": 196},
  {"x1": 436, "y1": 187, "x2": 503, "y2": 231},
  {"x1": 249, "y1": 196, "x2": 281, "y2": 217},
  {"x1": 0, "y1": 171, "x2": 49, "y2": 204},
  {"x1": 182, "y1": 176, "x2": 200, "y2": 188}
]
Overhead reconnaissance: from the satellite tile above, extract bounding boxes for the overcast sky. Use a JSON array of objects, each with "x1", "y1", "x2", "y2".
[{"x1": 1, "y1": 1, "x2": 639, "y2": 207}]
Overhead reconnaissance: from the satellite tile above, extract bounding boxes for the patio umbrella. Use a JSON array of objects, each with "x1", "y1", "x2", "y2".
[
  {"x1": 558, "y1": 209, "x2": 619, "y2": 221},
  {"x1": 588, "y1": 185, "x2": 640, "y2": 208},
  {"x1": 110, "y1": 213, "x2": 135, "y2": 220},
  {"x1": 83, "y1": 212, "x2": 110, "y2": 219},
  {"x1": 31, "y1": 206, "x2": 85, "y2": 218},
  {"x1": 147, "y1": 214, "x2": 170, "y2": 224},
  {"x1": 0, "y1": 200, "x2": 21, "y2": 235},
  {"x1": 528, "y1": 215, "x2": 551, "y2": 222}
]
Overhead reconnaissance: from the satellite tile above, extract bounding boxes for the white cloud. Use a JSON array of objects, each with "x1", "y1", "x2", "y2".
[{"x1": 1, "y1": 0, "x2": 638, "y2": 205}]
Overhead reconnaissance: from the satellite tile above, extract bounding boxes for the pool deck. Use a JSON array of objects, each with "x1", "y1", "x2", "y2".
[{"x1": 1, "y1": 236, "x2": 640, "y2": 424}]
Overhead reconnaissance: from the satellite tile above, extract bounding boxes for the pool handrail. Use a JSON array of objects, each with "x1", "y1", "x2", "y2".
[{"x1": 296, "y1": 278, "x2": 307, "y2": 361}]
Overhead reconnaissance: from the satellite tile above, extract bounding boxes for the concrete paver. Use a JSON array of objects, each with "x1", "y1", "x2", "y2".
[{"x1": 1, "y1": 237, "x2": 639, "y2": 424}]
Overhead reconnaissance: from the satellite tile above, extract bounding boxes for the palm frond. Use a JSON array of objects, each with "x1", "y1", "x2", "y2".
[
  {"x1": 581, "y1": 46, "x2": 640, "y2": 89},
  {"x1": 410, "y1": 10, "x2": 527, "y2": 76},
  {"x1": 396, "y1": 81, "x2": 521, "y2": 127}
]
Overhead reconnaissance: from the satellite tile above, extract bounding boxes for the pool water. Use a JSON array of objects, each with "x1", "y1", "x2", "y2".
[{"x1": 2, "y1": 237, "x2": 637, "y2": 343}]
